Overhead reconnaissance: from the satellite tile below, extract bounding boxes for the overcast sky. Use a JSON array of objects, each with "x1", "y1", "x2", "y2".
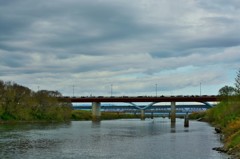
[{"x1": 0, "y1": 0, "x2": 239, "y2": 96}]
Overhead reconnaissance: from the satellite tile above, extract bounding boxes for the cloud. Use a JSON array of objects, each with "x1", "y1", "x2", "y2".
[{"x1": 0, "y1": 0, "x2": 239, "y2": 96}]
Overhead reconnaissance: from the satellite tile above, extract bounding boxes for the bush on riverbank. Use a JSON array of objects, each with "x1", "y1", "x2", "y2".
[
  {"x1": 0, "y1": 80, "x2": 72, "y2": 122},
  {"x1": 205, "y1": 96, "x2": 240, "y2": 127}
]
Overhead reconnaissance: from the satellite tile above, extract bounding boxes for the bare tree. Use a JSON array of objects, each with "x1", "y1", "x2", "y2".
[{"x1": 235, "y1": 68, "x2": 240, "y2": 95}]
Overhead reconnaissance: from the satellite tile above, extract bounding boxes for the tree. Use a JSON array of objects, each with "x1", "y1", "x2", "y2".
[
  {"x1": 0, "y1": 80, "x2": 4, "y2": 116},
  {"x1": 235, "y1": 68, "x2": 240, "y2": 95},
  {"x1": 0, "y1": 80, "x2": 72, "y2": 121},
  {"x1": 219, "y1": 85, "x2": 235, "y2": 97}
]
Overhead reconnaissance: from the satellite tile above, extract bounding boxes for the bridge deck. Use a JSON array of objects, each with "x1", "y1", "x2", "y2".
[{"x1": 61, "y1": 95, "x2": 219, "y2": 103}]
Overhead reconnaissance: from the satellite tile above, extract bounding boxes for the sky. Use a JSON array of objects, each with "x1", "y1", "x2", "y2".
[{"x1": 0, "y1": 0, "x2": 239, "y2": 96}]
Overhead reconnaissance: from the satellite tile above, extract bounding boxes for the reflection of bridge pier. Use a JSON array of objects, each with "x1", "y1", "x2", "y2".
[
  {"x1": 141, "y1": 109, "x2": 145, "y2": 120},
  {"x1": 184, "y1": 112, "x2": 189, "y2": 127}
]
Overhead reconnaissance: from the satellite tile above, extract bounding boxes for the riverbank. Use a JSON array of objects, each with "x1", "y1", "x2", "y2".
[
  {"x1": 0, "y1": 110, "x2": 139, "y2": 124},
  {"x1": 189, "y1": 97, "x2": 240, "y2": 158},
  {"x1": 71, "y1": 110, "x2": 140, "y2": 120}
]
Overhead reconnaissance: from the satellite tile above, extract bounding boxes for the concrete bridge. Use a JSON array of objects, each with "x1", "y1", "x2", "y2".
[{"x1": 61, "y1": 95, "x2": 219, "y2": 123}]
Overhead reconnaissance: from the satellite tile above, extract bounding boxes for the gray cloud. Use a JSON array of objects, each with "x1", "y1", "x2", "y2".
[{"x1": 0, "y1": 0, "x2": 239, "y2": 95}]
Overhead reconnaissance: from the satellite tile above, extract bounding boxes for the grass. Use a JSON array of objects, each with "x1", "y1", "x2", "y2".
[
  {"x1": 71, "y1": 110, "x2": 92, "y2": 120},
  {"x1": 71, "y1": 110, "x2": 139, "y2": 121}
]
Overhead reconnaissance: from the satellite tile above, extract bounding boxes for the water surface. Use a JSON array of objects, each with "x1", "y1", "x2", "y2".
[{"x1": 0, "y1": 118, "x2": 229, "y2": 159}]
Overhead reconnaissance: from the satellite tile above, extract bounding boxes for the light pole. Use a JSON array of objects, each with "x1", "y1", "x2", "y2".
[
  {"x1": 200, "y1": 82, "x2": 202, "y2": 96},
  {"x1": 111, "y1": 84, "x2": 113, "y2": 96},
  {"x1": 72, "y1": 85, "x2": 75, "y2": 97},
  {"x1": 155, "y1": 84, "x2": 158, "y2": 97}
]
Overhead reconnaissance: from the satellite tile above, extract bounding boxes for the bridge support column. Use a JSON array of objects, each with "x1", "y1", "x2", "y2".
[
  {"x1": 140, "y1": 109, "x2": 145, "y2": 120},
  {"x1": 184, "y1": 112, "x2": 189, "y2": 127},
  {"x1": 92, "y1": 102, "x2": 101, "y2": 122},
  {"x1": 171, "y1": 102, "x2": 176, "y2": 123}
]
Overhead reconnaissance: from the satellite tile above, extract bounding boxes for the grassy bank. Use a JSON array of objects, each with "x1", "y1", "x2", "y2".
[
  {"x1": 189, "y1": 96, "x2": 240, "y2": 158},
  {"x1": 71, "y1": 110, "x2": 140, "y2": 120}
]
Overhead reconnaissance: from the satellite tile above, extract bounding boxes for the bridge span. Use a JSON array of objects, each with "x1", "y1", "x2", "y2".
[
  {"x1": 66, "y1": 95, "x2": 219, "y2": 103},
  {"x1": 61, "y1": 95, "x2": 219, "y2": 123}
]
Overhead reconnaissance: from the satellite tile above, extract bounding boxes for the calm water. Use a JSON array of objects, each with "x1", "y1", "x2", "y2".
[{"x1": 0, "y1": 118, "x2": 229, "y2": 159}]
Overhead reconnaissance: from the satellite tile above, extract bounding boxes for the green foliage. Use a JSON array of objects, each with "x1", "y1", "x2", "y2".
[
  {"x1": 1, "y1": 113, "x2": 16, "y2": 120},
  {"x1": 101, "y1": 112, "x2": 138, "y2": 120},
  {"x1": 218, "y1": 85, "x2": 236, "y2": 101},
  {"x1": 205, "y1": 99, "x2": 240, "y2": 127},
  {"x1": 0, "y1": 105, "x2": 4, "y2": 117},
  {"x1": 189, "y1": 111, "x2": 206, "y2": 120},
  {"x1": 71, "y1": 110, "x2": 92, "y2": 120},
  {"x1": 71, "y1": 110, "x2": 139, "y2": 121},
  {"x1": 0, "y1": 80, "x2": 72, "y2": 122},
  {"x1": 224, "y1": 118, "x2": 240, "y2": 138},
  {"x1": 225, "y1": 129, "x2": 240, "y2": 154}
]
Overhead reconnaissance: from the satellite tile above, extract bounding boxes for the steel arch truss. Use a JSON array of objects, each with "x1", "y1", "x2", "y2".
[{"x1": 128, "y1": 101, "x2": 213, "y2": 110}]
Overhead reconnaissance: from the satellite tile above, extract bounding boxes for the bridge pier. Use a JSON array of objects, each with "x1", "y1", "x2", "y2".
[
  {"x1": 140, "y1": 109, "x2": 145, "y2": 120},
  {"x1": 171, "y1": 102, "x2": 176, "y2": 123},
  {"x1": 92, "y1": 102, "x2": 101, "y2": 122}
]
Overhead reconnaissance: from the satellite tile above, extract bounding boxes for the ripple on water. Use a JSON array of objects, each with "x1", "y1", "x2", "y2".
[{"x1": 0, "y1": 119, "x2": 230, "y2": 159}]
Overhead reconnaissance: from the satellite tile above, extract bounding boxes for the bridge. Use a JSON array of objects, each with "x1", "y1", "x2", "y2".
[
  {"x1": 61, "y1": 95, "x2": 219, "y2": 123},
  {"x1": 66, "y1": 95, "x2": 218, "y2": 103}
]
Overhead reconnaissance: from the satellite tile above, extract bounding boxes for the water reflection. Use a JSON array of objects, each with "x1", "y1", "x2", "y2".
[
  {"x1": 170, "y1": 122, "x2": 176, "y2": 133},
  {"x1": 91, "y1": 121, "x2": 101, "y2": 128},
  {"x1": 184, "y1": 128, "x2": 189, "y2": 132},
  {"x1": 0, "y1": 118, "x2": 229, "y2": 159}
]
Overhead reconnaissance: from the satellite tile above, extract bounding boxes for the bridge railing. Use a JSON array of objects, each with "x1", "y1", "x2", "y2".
[{"x1": 60, "y1": 95, "x2": 219, "y2": 103}]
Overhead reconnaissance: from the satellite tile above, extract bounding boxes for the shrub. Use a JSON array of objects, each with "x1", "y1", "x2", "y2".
[{"x1": 224, "y1": 118, "x2": 240, "y2": 139}]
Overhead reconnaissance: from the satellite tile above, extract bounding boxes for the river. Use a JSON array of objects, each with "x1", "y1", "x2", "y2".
[{"x1": 0, "y1": 118, "x2": 230, "y2": 159}]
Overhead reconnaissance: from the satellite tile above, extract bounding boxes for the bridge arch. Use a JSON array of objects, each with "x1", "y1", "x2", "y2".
[
  {"x1": 128, "y1": 102, "x2": 158, "y2": 110},
  {"x1": 200, "y1": 102, "x2": 213, "y2": 108},
  {"x1": 134, "y1": 101, "x2": 214, "y2": 110}
]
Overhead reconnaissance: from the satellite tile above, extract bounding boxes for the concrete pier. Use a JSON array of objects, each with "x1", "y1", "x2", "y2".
[
  {"x1": 171, "y1": 102, "x2": 176, "y2": 123},
  {"x1": 140, "y1": 109, "x2": 145, "y2": 120},
  {"x1": 92, "y1": 102, "x2": 101, "y2": 122}
]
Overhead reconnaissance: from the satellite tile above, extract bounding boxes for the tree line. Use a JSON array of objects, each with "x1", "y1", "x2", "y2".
[{"x1": 0, "y1": 80, "x2": 72, "y2": 121}]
